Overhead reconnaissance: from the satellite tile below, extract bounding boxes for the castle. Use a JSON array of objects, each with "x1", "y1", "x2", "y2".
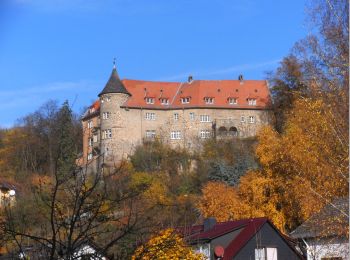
[{"x1": 81, "y1": 64, "x2": 272, "y2": 168}]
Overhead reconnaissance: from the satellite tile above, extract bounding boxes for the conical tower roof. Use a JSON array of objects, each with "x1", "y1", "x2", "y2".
[{"x1": 98, "y1": 67, "x2": 131, "y2": 97}]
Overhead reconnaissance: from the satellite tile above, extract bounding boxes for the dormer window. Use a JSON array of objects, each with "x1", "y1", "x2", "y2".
[
  {"x1": 228, "y1": 98, "x2": 238, "y2": 105},
  {"x1": 145, "y1": 97, "x2": 155, "y2": 104},
  {"x1": 160, "y1": 98, "x2": 169, "y2": 105},
  {"x1": 247, "y1": 98, "x2": 257, "y2": 106},
  {"x1": 181, "y1": 97, "x2": 191, "y2": 104},
  {"x1": 204, "y1": 97, "x2": 214, "y2": 104}
]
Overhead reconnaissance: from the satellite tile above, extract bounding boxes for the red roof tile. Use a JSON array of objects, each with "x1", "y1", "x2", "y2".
[{"x1": 121, "y1": 79, "x2": 271, "y2": 109}]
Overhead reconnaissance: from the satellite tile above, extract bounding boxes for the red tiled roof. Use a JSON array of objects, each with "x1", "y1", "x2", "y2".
[{"x1": 121, "y1": 79, "x2": 271, "y2": 109}]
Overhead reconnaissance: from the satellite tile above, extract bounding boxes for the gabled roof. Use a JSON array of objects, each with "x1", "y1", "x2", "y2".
[
  {"x1": 98, "y1": 68, "x2": 131, "y2": 97},
  {"x1": 290, "y1": 197, "x2": 349, "y2": 239},
  {"x1": 181, "y1": 217, "x2": 302, "y2": 259}
]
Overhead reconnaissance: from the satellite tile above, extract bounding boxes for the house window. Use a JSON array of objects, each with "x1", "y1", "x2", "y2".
[
  {"x1": 105, "y1": 147, "x2": 109, "y2": 156},
  {"x1": 247, "y1": 98, "x2": 257, "y2": 106},
  {"x1": 228, "y1": 98, "x2": 238, "y2": 105},
  {"x1": 145, "y1": 112, "x2": 156, "y2": 120},
  {"x1": 170, "y1": 131, "x2": 181, "y2": 140},
  {"x1": 93, "y1": 134, "x2": 98, "y2": 143},
  {"x1": 102, "y1": 112, "x2": 110, "y2": 120},
  {"x1": 87, "y1": 153, "x2": 93, "y2": 160},
  {"x1": 200, "y1": 130, "x2": 211, "y2": 139},
  {"x1": 249, "y1": 116, "x2": 255, "y2": 123},
  {"x1": 174, "y1": 113, "x2": 179, "y2": 121},
  {"x1": 160, "y1": 98, "x2": 169, "y2": 105},
  {"x1": 105, "y1": 96, "x2": 111, "y2": 102},
  {"x1": 181, "y1": 97, "x2": 190, "y2": 104},
  {"x1": 255, "y1": 247, "x2": 277, "y2": 260},
  {"x1": 204, "y1": 97, "x2": 214, "y2": 104},
  {"x1": 145, "y1": 130, "x2": 156, "y2": 139},
  {"x1": 241, "y1": 116, "x2": 245, "y2": 123},
  {"x1": 103, "y1": 129, "x2": 112, "y2": 139},
  {"x1": 88, "y1": 138, "x2": 93, "y2": 147},
  {"x1": 87, "y1": 120, "x2": 93, "y2": 129},
  {"x1": 189, "y1": 112, "x2": 195, "y2": 121},
  {"x1": 200, "y1": 115, "x2": 211, "y2": 122},
  {"x1": 145, "y1": 97, "x2": 155, "y2": 104}
]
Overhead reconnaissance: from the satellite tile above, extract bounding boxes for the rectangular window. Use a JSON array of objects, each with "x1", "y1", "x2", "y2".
[
  {"x1": 241, "y1": 116, "x2": 245, "y2": 123},
  {"x1": 93, "y1": 134, "x2": 98, "y2": 143},
  {"x1": 204, "y1": 97, "x2": 214, "y2": 104},
  {"x1": 189, "y1": 112, "x2": 195, "y2": 121},
  {"x1": 249, "y1": 116, "x2": 255, "y2": 123},
  {"x1": 87, "y1": 153, "x2": 93, "y2": 160},
  {"x1": 181, "y1": 97, "x2": 190, "y2": 104},
  {"x1": 160, "y1": 98, "x2": 169, "y2": 105},
  {"x1": 88, "y1": 138, "x2": 93, "y2": 147},
  {"x1": 255, "y1": 247, "x2": 277, "y2": 260},
  {"x1": 228, "y1": 98, "x2": 238, "y2": 105},
  {"x1": 174, "y1": 113, "x2": 179, "y2": 121},
  {"x1": 145, "y1": 112, "x2": 156, "y2": 120},
  {"x1": 102, "y1": 112, "x2": 110, "y2": 120},
  {"x1": 170, "y1": 131, "x2": 181, "y2": 140},
  {"x1": 145, "y1": 130, "x2": 156, "y2": 139},
  {"x1": 200, "y1": 130, "x2": 211, "y2": 139},
  {"x1": 200, "y1": 115, "x2": 211, "y2": 122},
  {"x1": 103, "y1": 129, "x2": 112, "y2": 139},
  {"x1": 87, "y1": 120, "x2": 93, "y2": 129},
  {"x1": 145, "y1": 97, "x2": 155, "y2": 104},
  {"x1": 248, "y1": 98, "x2": 257, "y2": 106}
]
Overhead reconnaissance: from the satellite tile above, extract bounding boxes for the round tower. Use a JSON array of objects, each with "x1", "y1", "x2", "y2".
[{"x1": 98, "y1": 62, "x2": 131, "y2": 166}]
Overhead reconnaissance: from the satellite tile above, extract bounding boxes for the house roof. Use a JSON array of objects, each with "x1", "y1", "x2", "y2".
[
  {"x1": 121, "y1": 79, "x2": 271, "y2": 109},
  {"x1": 98, "y1": 68, "x2": 131, "y2": 97},
  {"x1": 181, "y1": 217, "x2": 301, "y2": 259},
  {"x1": 290, "y1": 197, "x2": 349, "y2": 239}
]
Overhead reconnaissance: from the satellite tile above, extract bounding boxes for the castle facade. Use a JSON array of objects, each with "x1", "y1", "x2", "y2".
[{"x1": 81, "y1": 66, "x2": 272, "y2": 167}]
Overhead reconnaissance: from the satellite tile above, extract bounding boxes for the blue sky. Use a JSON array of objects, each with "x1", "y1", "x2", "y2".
[{"x1": 0, "y1": 0, "x2": 307, "y2": 127}]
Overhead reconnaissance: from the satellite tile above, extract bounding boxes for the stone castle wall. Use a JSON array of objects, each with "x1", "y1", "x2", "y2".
[{"x1": 97, "y1": 93, "x2": 272, "y2": 164}]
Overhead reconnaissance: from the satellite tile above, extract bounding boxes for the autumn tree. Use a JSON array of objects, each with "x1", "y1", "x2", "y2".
[{"x1": 132, "y1": 228, "x2": 203, "y2": 260}]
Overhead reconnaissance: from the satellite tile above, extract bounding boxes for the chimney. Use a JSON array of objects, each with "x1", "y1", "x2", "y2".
[
  {"x1": 204, "y1": 217, "x2": 216, "y2": 232},
  {"x1": 238, "y1": 74, "x2": 244, "y2": 84},
  {"x1": 188, "y1": 75, "x2": 193, "y2": 83}
]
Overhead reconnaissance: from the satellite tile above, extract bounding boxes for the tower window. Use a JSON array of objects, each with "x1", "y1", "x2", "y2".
[
  {"x1": 241, "y1": 116, "x2": 245, "y2": 123},
  {"x1": 174, "y1": 113, "x2": 179, "y2": 121},
  {"x1": 102, "y1": 112, "x2": 110, "y2": 120},
  {"x1": 103, "y1": 129, "x2": 112, "y2": 139}
]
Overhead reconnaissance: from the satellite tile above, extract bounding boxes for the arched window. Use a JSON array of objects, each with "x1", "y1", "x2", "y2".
[
  {"x1": 218, "y1": 126, "x2": 228, "y2": 136},
  {"x1": 229, "y1": 127, "x2": 238, "y2": 137}
]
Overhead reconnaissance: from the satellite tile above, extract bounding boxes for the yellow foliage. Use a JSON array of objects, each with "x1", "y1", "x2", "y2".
[{"x1": 132, "y1": 228, "x2": 203, "y2": 260}]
